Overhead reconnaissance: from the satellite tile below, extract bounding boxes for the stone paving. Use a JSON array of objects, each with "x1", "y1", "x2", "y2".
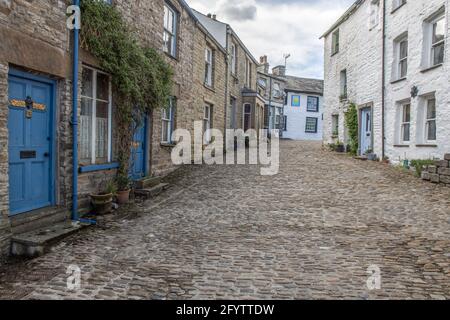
[{"x1": 0, "y1": 140, "x2": 449, "y2": 299}]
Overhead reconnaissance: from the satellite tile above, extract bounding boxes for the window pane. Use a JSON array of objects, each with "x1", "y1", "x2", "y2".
[
  {"x1": 400, "y1": 40, "x2": 408, "y2": 59},
  {"x1": 427, "y1": 99, "x2": 436, "y2": 119},
  {"x1": 433, "y1": 18, "x2": 445, "y2": 44},
  {"x1": 162, "y1": 120, "x2": 169, "y2": 142},
  {"x1": 305, "y1": 117, "x2": 318, "y2": 133},
  {"x1": 403, "y1": 124, "x2": 410, "y2": 142},
  {"x1": 80, "y1": 98, "x2": 93, "y2": 164},
  {"x1": 96, "y1": 101, "x2": 109, "y2": 163},
  {"x1": 81, "y1": 68, "x2": 93, "y2": 98},
  {"x1": 433, "y1": 43, "x2": 444, "y2": 65},
  {"x1": 400, "y1": 59, "x2": 408, "y2": 78},
  {"x1": 427, "y1": 120, "x2": 436, "y2": 141},
  {"x1": 245, "y1": 104, "x2": 251, "y2": 114},
  {"x1": 97, "y1": 72, "x2": 109, "y2": 101},
  {"x1": 403, "y1": 104, "x2": 410, "y2": 122}
]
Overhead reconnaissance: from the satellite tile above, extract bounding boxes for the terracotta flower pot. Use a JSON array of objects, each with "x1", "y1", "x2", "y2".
[{"x1": 116, "y1": 190, "x2": 131, "y2": 204}]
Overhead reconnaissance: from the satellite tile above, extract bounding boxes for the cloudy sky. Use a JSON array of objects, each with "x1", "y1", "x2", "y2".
[{"x1": 185, "y1": 0, "x2": 355, "y2": 79}]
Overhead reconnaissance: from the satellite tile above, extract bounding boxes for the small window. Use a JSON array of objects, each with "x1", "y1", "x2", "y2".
[
  {"x1": 369, "y1": 0, "x2": 380, "y2": 29},
  {"x1": 203, "y1": 104, "x2": 213, "y2": 144},
  {"x1": 425, "y1": 98, "x2": 436, "y2": 142},
  {"x1": 231, "y1": 43, "x2": 237, "y2": 75},
  {"x1": 245, "y1": 58, "x2": 252, "y2": 87},
  {"x1": 398, "y1": 37, "x2": 408, "y2": 78},
  {"x1": 163, "y1": 4, "x2": 177, "y2": 57},
  {"x1": 307, "y1": 96, "x2": 319, "y2": 112},
  {"x1": 243, "y1": 103, "x2": 252, "y2": 131},
  {"x1": 258, "y1": 78, "x2": 267, "y2": 89},
  {"x1": 305, "y1": 117, "x2": 318, "y2": 133},
  {"x1": 400, "y1": 103, "x2": 411, "y2": 143},
  {"x1": 283, "y1": 116, "x2": 287, "y2": 131},
  {"x1": 331, "y1": 29, "x2": 340, "y2": 55},
  {"x1": 205, "y1": 47, "x2": 213, "y2": 87},
  {"x1": 273, "y1": 83, "x2": 281, "y2": 98},
  {"x1": 332, "y1": 114, "x2": 339, "y2": 136},
  {"x1": 340, "y1": 70, "x2": 347, "y2": 99},
  {"x1": 431, "y1": 16, "x2": 445, "y2": 66},
  {"x1": 161, "y1": 97, "x2": 176, "y2": 144}
]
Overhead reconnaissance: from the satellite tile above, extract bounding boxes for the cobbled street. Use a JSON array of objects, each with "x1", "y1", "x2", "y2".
[{"x1": 0, "y1": 141, "x2": 449, "y2": 299}]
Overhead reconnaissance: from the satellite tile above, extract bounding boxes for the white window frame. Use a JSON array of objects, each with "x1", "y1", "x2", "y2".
[
  {"x1": 425, "y1": 98, "x2": 437, "y2": 143},
  {"x1": 205, "y1": 47, "x2": 213, "y2": 87},
  {"x1": 231, "y1": 43, "x2": 237, "y2": 75},
  {"x1": 80, "y1": 66, "x2": 112, "y2": 165},
  {"x1": 331, "y1": 29, "x2": 339, "y2": 55},
  {"x1": 430, "y1": 15, "x2": 445, "y2": 66},
  {"x1": 369, "y1": 0, "x2": 380, "y2": 30},
  {"x1": 163, "y1": 3, "x2": 177, "y2": 57},
  {"x1": 273, "y1": 82, "x2": 281, "y2": 99},
  {"x1": 397, "y1": 37, "x2": 408, "y2": 79},
  {"x1": 400, "y1": 103, "x2": 411, "y2": 143},
  {"x1": 332, "y1": 114, "x2": 339, "y2": 136},
  {"x1": 392, "y1": 0, "x2": 406, "y2": 11},
  {"x1": 161, "y1": 98, "x2": 175, "y2": 144},
  {"x1": 245, "y1": 58, "x2": 252, "y2": 87},
  {"x1": 203, "y1": 104, "x2": 212, "y2": 144}
]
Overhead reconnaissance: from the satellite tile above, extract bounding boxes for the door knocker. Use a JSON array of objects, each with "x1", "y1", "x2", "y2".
[{"x1": 25, "y1": 96, "x2": 33, "y2": 119}]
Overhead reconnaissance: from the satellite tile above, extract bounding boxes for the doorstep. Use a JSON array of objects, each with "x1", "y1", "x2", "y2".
[
  {"x1": 134, "y1": 183, "x2": 171, "y2": 200},
  {"x1": 11, "y1": 221, "x2": 89, "y2": 257}
]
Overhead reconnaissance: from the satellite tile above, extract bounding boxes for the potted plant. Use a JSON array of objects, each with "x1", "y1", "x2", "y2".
[
  {"x1": 90, "y1": 180, "x2": 116, "y2": 215},
  {"x1": 116, "y1": 173, "x2": 131, "y2": 204},
  {"x1": 335, "y1": 141, "x2": 345, "y2": 153}
]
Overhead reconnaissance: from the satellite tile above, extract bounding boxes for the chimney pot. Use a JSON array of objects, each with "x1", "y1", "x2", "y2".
[
  {"x1": 207, "y1": 13, "x2": 212, "y2": 18},
  {"x1": 212, "y1": 14, "x2": 217, "y2": 20}
]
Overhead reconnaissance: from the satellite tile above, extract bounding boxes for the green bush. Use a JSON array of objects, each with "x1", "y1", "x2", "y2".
[
  {"x1": 410, "y1": 159, "x2": 435, "y2": 177},
  {"x1": 345, "y1": 103, "x2": 358, "y2": 156}
]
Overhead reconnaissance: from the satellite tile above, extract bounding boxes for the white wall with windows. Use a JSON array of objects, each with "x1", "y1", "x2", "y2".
[
  {"x1": 385, "y1": 0, "x2": 449, "y2": 162},
  {"x1": 283, "y1": 91, "x2": 324, "y2": 141}
]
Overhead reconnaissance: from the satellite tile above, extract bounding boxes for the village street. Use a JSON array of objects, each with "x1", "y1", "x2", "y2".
[{"x1": 0, "y1": 140, "x2": 449, "y2": 299}]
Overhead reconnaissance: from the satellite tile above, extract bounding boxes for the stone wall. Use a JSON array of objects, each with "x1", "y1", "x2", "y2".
[
  {"x1": 422, "y1": 154, "x2": 450, "y2": 185},
  {"x1": 323, "y1": 0, "x2": 383, "y2": 155}
]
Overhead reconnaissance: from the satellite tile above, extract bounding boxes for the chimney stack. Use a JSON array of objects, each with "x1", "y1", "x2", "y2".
[
  {"x1": 212, "y1": 14, "x2": 217, "y2": 20},
  {"x1": 272, "y1": 65, "x2": 286, "y2": 77},
  {"x1": 258, "y1": 55, "x2": 270, "y2": 74},
  {"x1": 207, "y1": 13, "x2": 212, "y2": 18}
]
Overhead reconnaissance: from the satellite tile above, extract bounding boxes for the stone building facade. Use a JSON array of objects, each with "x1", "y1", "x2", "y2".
[
  {"x1": 192, "y1": 10, "x2": 262, "y2": 133},
  {"x1": 0, "y1": 0, "x2": 240, "y2": 257},
  {"x1": 322, "y1": 0, "x2": 450, "y2": 162},
  {"x1": 322, "y1": 0, "x2": 383, "y2": 156}
]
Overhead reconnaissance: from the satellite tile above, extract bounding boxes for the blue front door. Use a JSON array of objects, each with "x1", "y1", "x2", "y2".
[
  {"x1": 130, "y1": 118, "x2": 147, "y2": 180},
  {"x1": 8, "y1": 72, "x2": 55, "y2": 215},
  {"x1": 360, "y1": 107, "x2": 372, "y2": 155}
]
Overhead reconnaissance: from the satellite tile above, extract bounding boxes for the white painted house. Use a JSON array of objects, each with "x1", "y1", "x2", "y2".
[
  {"x1": 322, "y1": 0, "x2": 450, "y2": 162},
  {"x1": 283, "y1": 76, "x2": 324, "y2": 141}
]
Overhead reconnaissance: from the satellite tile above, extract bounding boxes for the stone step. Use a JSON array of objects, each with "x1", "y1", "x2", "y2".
[
  {"x1": 134, "y1": 176, "x2": 162, "y2": 190},
  {"x1": 134, "y1": 183, "x2": 170, "y2": 200},
  {"x1": 11, "y1": 221, "x2": 87, "y2": 257},
  {"x1": 10, "y1": 206, "x2": 70, "y2": 235}
]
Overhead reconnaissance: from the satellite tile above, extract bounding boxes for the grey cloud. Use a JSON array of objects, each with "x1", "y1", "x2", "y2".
[{"x1": 221, "y1": 4, "x2": 257, "y2": 21}]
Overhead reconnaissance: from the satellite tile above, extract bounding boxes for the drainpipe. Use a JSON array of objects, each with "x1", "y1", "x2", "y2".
[
  {"x1": 224, "y1": 26, "x2": 231, "y2": 134},
  {"x1": 71, "y1": 0, "x2": 96, "y2": 225},
  {"x1": 381, "y1": 0, "x2": 386, "y2": 160}
]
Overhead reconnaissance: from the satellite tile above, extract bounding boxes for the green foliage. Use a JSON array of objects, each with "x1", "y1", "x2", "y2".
[
  {"x1": 345, "y1": 103, "x2": 358, "y2": 156},
  {"x1": 104, "y1": 180, "x2": 118, "y2": 195},
  {"x1": 80, "y1": 0, "x2": 173, "y2": 176},
  {"x1": 116, "y1": 173, "x2": 131, "y2": 191},
  {"x1": 410, "y1": 159, "x2": 435, "y2": 177}
]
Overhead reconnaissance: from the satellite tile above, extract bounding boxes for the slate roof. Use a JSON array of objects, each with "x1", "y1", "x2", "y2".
[{"x1": 283, "y1": 75, "x2": 324, "y2": 95}]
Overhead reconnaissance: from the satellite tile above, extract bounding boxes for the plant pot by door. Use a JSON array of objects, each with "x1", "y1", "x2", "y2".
[
  {"x1": 90, "y1": 193, "x2": 113, "y2": 215},
  {"x1": 116, "y1": 190, "x2": 130, "y2": 205}
]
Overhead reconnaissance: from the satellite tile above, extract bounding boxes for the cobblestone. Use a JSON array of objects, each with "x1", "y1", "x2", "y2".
[{"x1": 0, "y1": 141, "x2": 449, "y2": 299}]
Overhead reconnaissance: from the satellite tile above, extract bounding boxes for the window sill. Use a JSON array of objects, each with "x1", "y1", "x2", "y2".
[
  {"x1": 416, "y1": 144, "x2": 438, "y2": 148},
  {"x1": 393, "y1": 144, "x2": 410, "y2": 148},
  {"x1": 164, "y1": 51, "x2": 178, "y2": 62},
  {"x1": 79, "y1": 162, "x2": 119, "y2": 173},
  {"x1": 204, "y1": 84, "x2": 215, "y2": 92},
  {"x1": 160, "y1": 142, "x2": 176, "y2": 148},
  {"x1": 391, "y1": 77, "x2": 407, "y2": 84},
  {"x1": 391, "y1": 2, "x2": 406, "y2": 14},
  {"x1": 331, "y1": 51, "x2": 339, "y2": 57},
  {"x1": 421, "y1": 63, "x2": 443, "y2": 73}
]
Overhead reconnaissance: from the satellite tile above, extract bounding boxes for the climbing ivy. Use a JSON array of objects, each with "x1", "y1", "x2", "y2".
[
  {"x1": 345, "y1": 102, "x2": 358, "y2": 156},
  {"x1": 80, "y1": 0, "x2": 173, "y2": 179}
]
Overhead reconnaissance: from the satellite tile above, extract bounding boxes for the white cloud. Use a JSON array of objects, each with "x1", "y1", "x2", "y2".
[{"x1": 185, "y1": 0, "x2": 354, "y2": 78}]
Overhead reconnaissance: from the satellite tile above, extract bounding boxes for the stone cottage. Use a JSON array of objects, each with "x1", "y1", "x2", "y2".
[
  {"x1": 322, "y1": 0, "x2": 450, "y2": 162},
  {"x1": 0, "y1": 0, "x2": 231, "y2": 257}
]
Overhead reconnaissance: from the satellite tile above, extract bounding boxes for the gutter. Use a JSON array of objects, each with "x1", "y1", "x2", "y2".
[
  {"x1": 381, "y1": 0, "x2": 386, "y2": 160},
  {"x1": 72, "y1": 0, "x2": 96, "y2": 225}
]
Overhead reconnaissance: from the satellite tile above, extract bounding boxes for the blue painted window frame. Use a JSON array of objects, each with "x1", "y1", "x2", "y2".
[{"x1": 305, "y1": 117, "x2": 318, "y2": 133}]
